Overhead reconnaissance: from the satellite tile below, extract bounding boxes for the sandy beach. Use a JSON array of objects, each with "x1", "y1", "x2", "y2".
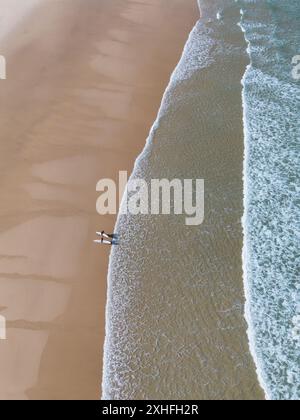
[{"x1": 0, "y1": 0, "x2": 198, "y2": 400}]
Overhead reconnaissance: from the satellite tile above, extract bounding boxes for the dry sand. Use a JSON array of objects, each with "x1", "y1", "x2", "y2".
[{"x1": 0, "y1": 0, "x2": 198, "y2": 400}]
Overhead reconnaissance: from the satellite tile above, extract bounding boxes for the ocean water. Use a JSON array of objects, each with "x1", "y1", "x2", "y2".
[
  {"x1": 102, "y1": 0, "x2": 299, "y2": 400},
  {"x1": 240, "y1": 0, "x2": 300, "y2": 400}
]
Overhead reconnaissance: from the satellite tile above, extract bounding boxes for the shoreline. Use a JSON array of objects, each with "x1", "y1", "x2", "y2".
[
  {"x1": 0, "y1": 0, "x2": 198, "y2": 400},
  {"x1": 102, "y1": 0, "x2": 265, "y2": 399}
]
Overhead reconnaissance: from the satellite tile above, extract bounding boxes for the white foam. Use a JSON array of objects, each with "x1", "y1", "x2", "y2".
[
  {"x1": 240, "y1": 2, "x2": 300, "y2": 400},
  {"x1": 241, "y1": 63, "x2": 271, "y2": 401},
  {"x1": 239, "y1": 4, "x2": 270, "y2": 398}
]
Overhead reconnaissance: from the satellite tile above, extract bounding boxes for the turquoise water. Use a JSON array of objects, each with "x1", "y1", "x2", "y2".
[{"x1": 241, "y1": 0, "x2": 300, "y2": 401}]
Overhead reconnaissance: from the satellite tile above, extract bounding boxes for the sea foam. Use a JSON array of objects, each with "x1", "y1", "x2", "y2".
[{"x1": 240, "y1": 0, "x2": 300, "y2": 400}]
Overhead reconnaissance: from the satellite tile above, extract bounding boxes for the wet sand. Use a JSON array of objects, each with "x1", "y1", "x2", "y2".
[{"x1": 0, "y1": 0, "x2": 198, "y2": 400}]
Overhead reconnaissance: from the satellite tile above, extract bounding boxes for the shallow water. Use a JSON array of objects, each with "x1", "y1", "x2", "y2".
[{"x1": 102, "y1": 0, "x2": 265, "y2": 400}]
